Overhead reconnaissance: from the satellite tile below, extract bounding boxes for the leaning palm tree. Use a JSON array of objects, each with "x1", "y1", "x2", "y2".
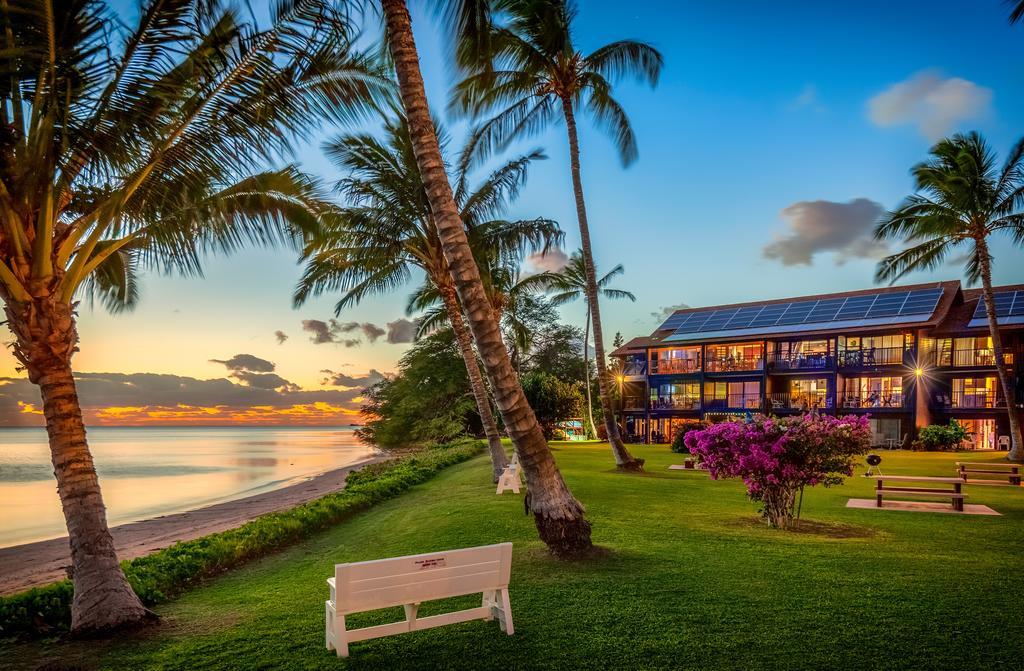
[
  {"x1": 547, "y1": 250, "x2": 635, "y2": 438},
  {"x1": 1010, "y1": 1, "x2": 1023, "y2": 23},
  {"x1": 874, "y1": 132, "x2": 1024, "y2": 462},
  {"x1": 0, "y1": 0, "x2": 386, "y2": 633},
  {"x1": 410, "y1": 259, "x2": 555, "y2": 375},
  {"x1": 294, "y1": 114, "x2": 562, "y2": 481},
  {"x1": 378, "y1": 0, "x2": 592, "y2": 555},
  {"x1": 452, "y1": 0, "x2": 661, "y2": 470}
]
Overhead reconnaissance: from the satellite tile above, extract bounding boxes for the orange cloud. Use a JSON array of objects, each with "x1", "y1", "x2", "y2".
[
  {"x1": 18, "y1": 401, "x2": 43, "y2": 415},
  {"x1": 85, "y1": 403, "x2": 360, "y2": 426}
]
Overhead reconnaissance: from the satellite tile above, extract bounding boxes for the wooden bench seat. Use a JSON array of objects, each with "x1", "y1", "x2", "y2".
[
  {"x1": 870, "y1": 475, "x2": 965, "y2": 511},
  {"x1": 956, "y1": 462, "x2": 1021, "y2": 486},
  {"x1": 325, "y1": 543, "x2": 514, "y2": 658}
]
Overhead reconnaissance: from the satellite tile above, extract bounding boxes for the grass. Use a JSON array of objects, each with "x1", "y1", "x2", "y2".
[{"x1": 6, "y1": 444, "x2": 1024, "y2": 670}]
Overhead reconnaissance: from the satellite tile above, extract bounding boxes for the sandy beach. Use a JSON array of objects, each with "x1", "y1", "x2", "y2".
[{"x1": 0, "y1": 454, "x2": 389, "y2": 596}]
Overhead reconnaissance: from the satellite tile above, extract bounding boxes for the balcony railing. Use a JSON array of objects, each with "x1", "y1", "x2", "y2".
[
  {"x1": 705, "y1": 355, "x2": 764, "y2": 373},
  {"x1": 837, "y1": 347, "x2": 908, "y2": 367},
  {"x1": 839, "y1": 392, "x2": 904, "y2": 409},
  {"x1": 768, "y1": 352, "x2": 833, "y2": 371},
  {"x1": 768, "y1": 391, "x2": 830, "y2": 411},
  {"x1": 939, "y1": 349, "x2": 1015, "y2": 368},
  {"x1": 705, "y1": 394, "x2": 763, "y2": 411},
  {"x1": 649, "y1": 397, "x2": 701, "y2": 411},
  {"x1": 948, "y1": 391, "x2": 1002, "y2": 409},
  {"x1": 622, "y1": 396, "x2": 646, "y2": 411},
  {"x1": 650, "y1": 358, "x2": 700, "y2": 375},
  {"x1": 622, "y1": 361, "x2": 648, "y2": 376}
]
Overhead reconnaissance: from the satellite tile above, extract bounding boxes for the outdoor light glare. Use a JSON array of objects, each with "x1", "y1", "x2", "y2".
[{"x1": 915, "y1": 367, "x2": 924, "y2": 377}]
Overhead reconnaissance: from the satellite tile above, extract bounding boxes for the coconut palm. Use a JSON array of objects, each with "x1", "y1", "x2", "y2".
[
  {"x1": 378, "y1": 0, "x2": 592, "y2": 555},
  {"x1": 451, "y1": 0, "x2": 661, "y2": 470},
  {"x1": 410, "y1": 259, "x2": 556, "y2": 375},
  {"x1": 874, "y1": 132, "x2": 1024, "y2": 462},
  {"x1": 547, "y1": 250, "x2": 635, "y2": 438},
  {"x1": 0, "y1": 0, "x2": 386, "y2": 633},
  {"x1": 293, "y1": 114, "x2": 562, "y2": 481},
  {"x1": 1010, "y1": 1, "x2": 1024, "y2": 23}
]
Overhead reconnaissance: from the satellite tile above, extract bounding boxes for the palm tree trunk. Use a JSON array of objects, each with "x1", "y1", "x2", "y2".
[
  {"x1": 583, "y1": 306, "x2": 597, "y2": 439},
  {"x1": 3, "y1": 296, "x2": 153, "y2": 634},
  {"x1": 559, "y1": 97, "x2": 642, "y2": 470},
  {"x1": 976, "y1": 238, "x2": 1024, "y2": 461},
  {"x1": 437, "y1": 279, "x2": 509, "y2": 481},
  {"x1": 381, "y1": 0, "x2": 592, "y2": 556}
]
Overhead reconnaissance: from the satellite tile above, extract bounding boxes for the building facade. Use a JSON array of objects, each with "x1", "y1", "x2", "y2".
[{"x1": 611, "y1": 281, "x2": 1024, "y2": 449}]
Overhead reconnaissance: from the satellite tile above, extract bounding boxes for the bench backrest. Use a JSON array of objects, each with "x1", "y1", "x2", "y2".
[{"x1": 334, "y1": 543, "x2": 513, "y2": 614}]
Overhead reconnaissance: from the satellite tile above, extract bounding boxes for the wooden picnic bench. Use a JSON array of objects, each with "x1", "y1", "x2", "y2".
[
  {"x1": 869, "y1": 475, "x2": 967, "y2": 512},
  {"x1": 957, "y1": 462, "x2": 1021, "y2": 486},
  {"x1": 325, "y1": 543, "x2": 514, "y2": 658}
]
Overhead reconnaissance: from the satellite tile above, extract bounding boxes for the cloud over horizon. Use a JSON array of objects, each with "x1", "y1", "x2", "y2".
[
  {"x1": 867, "y1": 70, "x2": 992, "y2": 140},
  {"x1": 762, "y1": 198, "x2": 889, "y2": 267},
  {"x1": 210, "y1": 353, "x2": 298, "y2": 392},
  {"x1": 302, "y1": 319, "x2": 413, "y2": 347},
  {"x1": 0, "y1": 372, "x2": 366, "y2": 426},
  {"x1": 320, "y1": 368, "x2": 387, "y2": 389}
]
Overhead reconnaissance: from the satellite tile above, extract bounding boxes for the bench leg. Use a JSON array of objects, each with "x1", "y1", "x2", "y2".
[
  {"x1": 482, "y1": 590, "x2": 497, "y2": 621},
  {"x1": 499, "y1": 588, "x2": 514, "y2": 636},
  {"x1": 404, "y1": 603, "x2": 419, "y2": 630},
  {"x1": 334, "y1": 613, "x2": 349, "y2": 658}
]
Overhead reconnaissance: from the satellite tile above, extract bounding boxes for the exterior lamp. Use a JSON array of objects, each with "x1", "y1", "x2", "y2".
[{"x1": 914, "y1": 367, "x2": 924, "y2": 377}]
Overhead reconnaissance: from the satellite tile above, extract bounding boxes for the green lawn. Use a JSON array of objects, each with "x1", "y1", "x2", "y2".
[{"x1": 9, "y1": 444, "x2": 1024, "y2": 670}]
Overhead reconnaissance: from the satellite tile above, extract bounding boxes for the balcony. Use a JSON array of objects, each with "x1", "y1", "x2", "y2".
[
  {"x1": 839, "y1": 392, "x2": 904, "y2": 409},
  {"x1": 943, "y1": 349, "x2": 1014, "y2": 368},
  {"x1": 768, "y1": 391, "x2": 830, "y2": 411},
  {"x1": 649, "y1": 358, "x2": 700, "y2": 375},
  {"x1": 705, "y1": 394, "x2": 763, "y2": 411},
  {"x1": 622, "y1": 361, "x2": 648, "y2": 377},
  {"x1": 768, "y1": 353, "x2": 833, "y2": 371},
  {"x1": 935, "y1": 391, "x2": 1004, "y2": 409},
  {"x1": 622, "y1": 396, "x2": 646, "y2": 411},
  {"x1": 705, "y1": 355, "x2": 764, "y2": 373},
  {"x1": 649, "y1": 397, "x2": 701, "y2": 411},
  {"x1": 837, "y1": 347, "x2": 908, "y2": 367}
]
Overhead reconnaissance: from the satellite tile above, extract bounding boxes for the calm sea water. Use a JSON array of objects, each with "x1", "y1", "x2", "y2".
[{"x1": 0, "y1": 426, "x2": 379, "y2": 548}]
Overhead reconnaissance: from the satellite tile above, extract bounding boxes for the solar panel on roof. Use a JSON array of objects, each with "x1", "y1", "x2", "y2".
[
  {"x1": 662, "y1": 287, "x2": 946, "y2": 342},
  {"x1": 968, "y1": 289, "x2": 1024, "y2": 327}
]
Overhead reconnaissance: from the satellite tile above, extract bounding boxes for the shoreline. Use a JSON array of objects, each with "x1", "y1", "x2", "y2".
[{"x1": 0, "y1": 454, "x2": 389, "y2": 596}]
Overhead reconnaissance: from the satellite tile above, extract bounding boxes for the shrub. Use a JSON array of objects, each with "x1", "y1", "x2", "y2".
[
  {"x1": 913, "y1": 421, "x2": 967, "y2": 451},
  {"x1": 670, "y1": 422, "x2": 709, "y2": 453},
  {"x1": 0, "y1": 439, "x2": 482, "y2": 639},
  {"x1": 521, "y1": 372, "x2": 585, "y2": 439},
  {"x1": 685, "y1": 414, "x2": 871, "y2": 528}
]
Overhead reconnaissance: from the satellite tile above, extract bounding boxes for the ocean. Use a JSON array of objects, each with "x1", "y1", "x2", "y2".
[{"x1": 0, "y1": 426, "x2": 378, "y2": 548}]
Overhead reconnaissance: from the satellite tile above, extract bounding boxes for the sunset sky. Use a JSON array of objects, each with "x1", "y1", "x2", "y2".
[{"x1": 2, "y1": 0, "x2": 1023, "y2": 426}]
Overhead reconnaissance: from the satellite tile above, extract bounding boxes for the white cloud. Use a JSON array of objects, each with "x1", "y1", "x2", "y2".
[
  {"x1": 788, "y1": 84, "x2": 824, "y2": 112},
  {"x1": 524, "y1": 248, "x2": 570, "y2": 274},
  {"x1": 762, "y1": 198, "x2": 889, "y2": 266},
  {"x1": 867, "y1": 70, "x2": 992, "y2": 140}
]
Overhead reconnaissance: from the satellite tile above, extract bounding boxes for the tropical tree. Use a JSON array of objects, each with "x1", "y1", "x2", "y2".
[
  {"x1": 1010, "y1": 1, "x2": 1023, "y2": 23},
  {"x1": 0, "y1": 0, "x2": 386, "y2": 633},
  {"x1": 378, "y1": 0, "x2": 592, "y2": 555},
  {"x1": 294, "y1": 113, "x2": 562, "y2": 481},
  {"x1": 452, "y1": 0, "x2": 661, "y2": 470},
  {"x1": 874, "y1": 132, "x2": 1024, "y2": 462},
  {"x1": 547, "y1": 250, "x2": 635, "y2": 438}
]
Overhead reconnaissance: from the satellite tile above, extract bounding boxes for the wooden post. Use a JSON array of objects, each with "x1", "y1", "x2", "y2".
[{"x1": 875, "y1": 479, "x2": 883, "y2": 508}]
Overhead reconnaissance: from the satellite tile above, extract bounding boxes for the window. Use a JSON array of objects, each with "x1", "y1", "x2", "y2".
[
  {"x1": 842, "y1": 377, "x2": 903, "y2": 408},
  {"x1": 869, "y1": 418, "x2": 902, "y2": 444},
  {"x1": 649, "y1": 347, "x2": 700, "y2": 374},
  {"x1": 705, "y1": 380, "x2": 760, "y2": 409},
  {"x1": 838, "y1": 334, "x2": 909, "y2": 366},
  {"x1": 649, "y1": 382, "x2": 700, "y2": 409},
  {"x1": 705, "y1": 342, "x2": 764, "y2": 372},
  {"x1": 952, "y1": 377, "x2": 998, "y2": 408}
]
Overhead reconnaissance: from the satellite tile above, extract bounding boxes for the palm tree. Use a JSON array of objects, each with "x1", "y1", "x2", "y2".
[
  {"x1": 0, "y1": 0, "x2": 386, "y2": 633},
  {"x1": 294, "y1": 114, "x2": 562, "y2": 481},
  {"x1": 1010, "y1": 1, "x2": 1024, "y2": 23},
  {"x1": 379, "y1": 0, "x2": 592, "y2": 555},
  {"x1": 874, "y1": 132, "x2": 1024, "y2": 462},
  {"x1": 411, "y1": 259, "x2": 556, "y2": 375},
  {"x1": 547, "y1": 250, "x2": 635, "y2": 438},
  {"x1": 452, "y1": 0, "x2": 661, "y2": 470}
]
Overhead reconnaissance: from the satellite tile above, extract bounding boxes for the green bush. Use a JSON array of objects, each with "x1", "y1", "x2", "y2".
[
  {"x1": 0, "y1": 439, "x2": 482, "y2": 639},
  {"x1": 913, "y1": 421, "x2": 967, "y2": 451},
  {"x1": 670, "y1": 422, "x2": 709, "y2": 453}
]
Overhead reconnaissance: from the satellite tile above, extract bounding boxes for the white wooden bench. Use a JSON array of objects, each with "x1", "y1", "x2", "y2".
[{"x1": 325, "y1": 543, "x2": 514, "y2": 657}]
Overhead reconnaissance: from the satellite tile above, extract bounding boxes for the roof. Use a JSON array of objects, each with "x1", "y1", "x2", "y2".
[
  {"x1": 611, "y1": 280, "x2": 1024, "y2": 354},
  {"x1": 931, "y1": 284, "x2": 1024, "y2": 336},
  {"x1": 654, "y1": 281, "x2": 960, "y2": 344}
]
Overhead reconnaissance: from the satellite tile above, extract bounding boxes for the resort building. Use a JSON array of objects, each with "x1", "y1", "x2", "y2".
[{"x1": 611, "y1": 281, "x2": 1024, "y2": 449}]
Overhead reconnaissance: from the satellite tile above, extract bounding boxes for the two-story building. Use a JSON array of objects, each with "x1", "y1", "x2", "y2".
[{"x1": 612, "y1": 280, "x2": 1024, "y2": 449}]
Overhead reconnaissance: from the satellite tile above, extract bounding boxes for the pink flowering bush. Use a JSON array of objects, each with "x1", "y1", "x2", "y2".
[{"x1": 684, "y1": 414, "x2": 872, "y2": 528}]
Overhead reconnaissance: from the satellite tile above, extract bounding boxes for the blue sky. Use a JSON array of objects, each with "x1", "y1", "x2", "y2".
[{"x1": 3, "y1": 0, "x2": 1023, "y2": 424}]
